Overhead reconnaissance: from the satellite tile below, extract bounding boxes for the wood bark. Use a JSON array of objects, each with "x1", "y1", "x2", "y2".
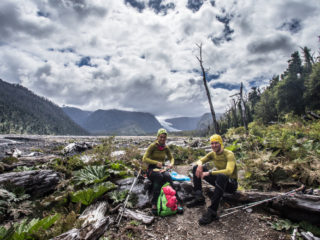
[
  {"x1": 196, "y1": 43, "x2": 219, "y2": 134},
  {"x1": 1, "y1": 154, "x2": 58, "y2": 172},
  {"x1": 222, "y1": 191, "x2": 320, "y2": 225},
  {"x1": 119, "y1": 207, "x2": 154, "y2": 225},
  {"x1": 52, "y1": 202, "x2": 111, "y2": 240},
  {"x1": 0, "y1": 170, "x2": 60, "y2": 197}
]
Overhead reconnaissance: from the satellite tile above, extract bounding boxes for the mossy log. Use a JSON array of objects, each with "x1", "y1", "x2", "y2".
[
  {"x1": 0, "y1": 170, "x2": 60, "y2": 197},
  {"x1": 2, "y1": 154, "x2": 58, "y2": 172},
  {"x1": 222, "y1": 191, "x2": 320, "y2": 225},
  {"x1": 52, "y1": 202, "x2": 111, "y2": 240}
]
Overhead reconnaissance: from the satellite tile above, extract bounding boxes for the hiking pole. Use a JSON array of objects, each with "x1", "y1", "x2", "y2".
[
  {"x1": 220, "y1": 185, "x2": 305, "y2": 219},
  {"x1": 116, "y1": 168, "x2": 141, "y2": 226}
]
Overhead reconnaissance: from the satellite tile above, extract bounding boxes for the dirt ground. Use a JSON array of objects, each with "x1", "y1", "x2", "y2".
[{"x1": 110, "y1": 165, "x2": 289, "y2": 240}]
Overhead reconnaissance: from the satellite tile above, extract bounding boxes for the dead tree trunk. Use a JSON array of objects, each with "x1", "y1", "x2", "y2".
[
  {"x1": 52, "y1": 202, "x2": 111, "y2": 240},
  {"x1": 222, "y1": 191, "x2": 320, "y2": 225},
  {"x1": 0, "y1": 170, "x2": 60, "y2": 197},
  {"x1": 196, "y1": 43, "x2": 219, "y2": 134},
  {"x1": 240, "y1": 82, "x2": 248, "y2": 131}
]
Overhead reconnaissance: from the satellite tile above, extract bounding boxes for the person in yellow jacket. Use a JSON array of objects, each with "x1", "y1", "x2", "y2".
[
  {"x1": 143, "y1": 128, "x2": 175, "y2": 215},
  {"x1": 186, "y1": 134, "x2": 238, "y2": 225}
]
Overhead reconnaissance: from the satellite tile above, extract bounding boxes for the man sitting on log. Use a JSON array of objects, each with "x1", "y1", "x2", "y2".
[{"x1": 187, "y1": 134, "x2": 238, "y2": 225}]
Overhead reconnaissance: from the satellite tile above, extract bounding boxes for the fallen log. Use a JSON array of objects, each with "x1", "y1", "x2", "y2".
[
  {"x1": 0, "y1": 170, "x2": 60, "y2": 197},
  {"x1": 1, "y1": 154, "x2": 58, "y2": 172},
  {"x1": 119, "y1": 207, "x2": 154, "y2": 225},
  {"x1": 52, "y1": 202, "x2": 111, "y2": 240},
  {"x1": 222, "y1": 190, "x2": 320, "y2": 225}
]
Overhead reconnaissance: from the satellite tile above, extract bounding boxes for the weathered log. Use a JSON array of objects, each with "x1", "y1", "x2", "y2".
[
  {"x1": 52, "y1": 202, "x2": 111, "y2": 240},
  {"x1": 0, "y1": 170, "x2": 60, "y2": 197},
  {"x1": 119, "y1": 207, "x2": 154, "y2": 225},
  {"x1": 2, "y1": 154, "x2": 58, "y2": 172},
  {"x1": 222, "y1": 190, "x2": 320, "y2": 225}
]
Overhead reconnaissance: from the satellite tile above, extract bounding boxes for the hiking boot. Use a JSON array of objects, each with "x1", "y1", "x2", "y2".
[
  {"x1": 186, "y1": 197, "x2": 205, "y2": 208},
  {"x1": 198, "y1": 208, "x2": 219, "y2": 225}
]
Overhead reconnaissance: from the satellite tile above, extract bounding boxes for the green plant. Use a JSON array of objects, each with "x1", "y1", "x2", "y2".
[
  {"x1": 73, "y1": 165, "x2": 110, "y2": 186},
  {"x1": 2, "y1": 214, "x2": 60, "y2": 240},
  {"x1": 1, "y1": 156, "x2": 18, "y2": 165},
  {"x1": 71, "y1": 182, "x2": 116, "y2": 206},
  {"x1": 108, "y1": 190, "x2": 128, "y2": 204},
  {"x1": 225, "y1": 140, "x2": 241, "y2": 152}
]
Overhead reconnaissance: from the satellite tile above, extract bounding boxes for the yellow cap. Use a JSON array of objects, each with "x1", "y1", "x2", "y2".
[
  {"x1": 157, "y1": 128, "x2": 167, "y2": 137},
  {"x1": 210, "y1": 134, "x2": 224, "y2": 148}
]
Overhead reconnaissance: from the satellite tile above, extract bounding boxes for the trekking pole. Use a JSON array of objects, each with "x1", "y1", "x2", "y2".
[
  {"x1": 116, "y1": 168, "x2": 141, "y2": 226},
  {"x1": 220, "y1": 185, "x2": 305, "y2": 219}
]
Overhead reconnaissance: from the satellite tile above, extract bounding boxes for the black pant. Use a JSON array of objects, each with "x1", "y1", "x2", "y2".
[
  {"x1": 192, "y1": 165, "x2": 238, "y2": 211},
  {"x1": 147, "y1": 168, "x2": 174, "y2": 206}
]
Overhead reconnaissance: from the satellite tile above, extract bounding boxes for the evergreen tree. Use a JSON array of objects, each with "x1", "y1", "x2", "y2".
[{"x1": 304, "y1": 62, "x2": 320, "y2": 110}]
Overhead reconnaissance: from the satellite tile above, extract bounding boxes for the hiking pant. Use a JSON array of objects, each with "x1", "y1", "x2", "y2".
[
  {"x1": 147, "y1": 169, "x2": 174, "y2": 206},
  {"x1": 192, "y1": 165, "x2": 238, "y2": 211}
]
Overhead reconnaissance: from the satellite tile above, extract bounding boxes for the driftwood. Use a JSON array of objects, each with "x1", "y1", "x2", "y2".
[
  {"x1": 53, "y1": 202, "x2": 112, "y2": 240},
  {"x1": 222, "y1": 190, "x2": 320, "y2": 225},
  {"x1": 119, "y1": 207, "x2": 154, "y2": 225},
  {"x1": 2, "y1": 154, "x2": 58, "y2": 172},
  {"x1": 0, "y1": 170, "x2": 60, "y2": 197}
]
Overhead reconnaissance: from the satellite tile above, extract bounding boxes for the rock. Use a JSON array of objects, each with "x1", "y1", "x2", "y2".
[
  {"x1": 5, "y1": 148, "x2": 22, "y2": 158},
  {"x1": 62, "y1": 142, "x2": 93, "y2": 155}
]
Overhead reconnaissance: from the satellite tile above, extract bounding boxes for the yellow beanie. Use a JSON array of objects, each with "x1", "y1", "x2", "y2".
[
  {"x1": 157, "y1": 128, "x2": 167, "y2": 136},
  {"x1": 210, "y1": 134, "x2": 224, "y2": 148}
]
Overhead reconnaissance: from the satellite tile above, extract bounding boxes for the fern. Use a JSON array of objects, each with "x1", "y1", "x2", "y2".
[
  {"x1": 73, "y1": 165, "x2": 110, "y2": 186},
  {"x1": 71, "y1": 182, "x2": 116, "y2": 206},
  {"x1": 7, "y1": 214, "x2": 60, "y2": 240}
]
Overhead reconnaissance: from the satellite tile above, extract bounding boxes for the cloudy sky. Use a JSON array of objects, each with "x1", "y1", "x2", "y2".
[{"x1": 0, "y1": 0, "x2": 319, "y2": 120}]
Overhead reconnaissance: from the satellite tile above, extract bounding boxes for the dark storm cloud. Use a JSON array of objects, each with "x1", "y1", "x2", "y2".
[
  {"x1": 148, "y1": 0, "x2": 175, "y2": 15},
  {"x1": 279, "y1": 18, "x2": 302, "y2": 34},
  {"x1": 0, "y1": 2, "x2": 55, "y2": 41},
  {"x1": 247, "y1": 34, "x2": 295, "y2": 54},
  {"x1": 186, "y1": 0, "x2": 204, "y2": 12},
  {"x1": 34, "y1": 64, "x2": 52, "y2": 78},
  {"x1": 124, "y1": 0, "x2": 146, "y2": 12}
]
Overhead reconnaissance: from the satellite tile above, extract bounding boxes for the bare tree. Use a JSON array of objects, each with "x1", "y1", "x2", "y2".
[
  {"x1": 230, "y1": 82, "x2": 248, "y2": 132},
  {"x1": 195, "y1": 43, "x2": 219, "y2": 134}
]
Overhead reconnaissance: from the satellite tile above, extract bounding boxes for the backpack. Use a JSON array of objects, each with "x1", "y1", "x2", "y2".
[{"x1": 157, "y1": 182, "x2": 177, "y2": 216}]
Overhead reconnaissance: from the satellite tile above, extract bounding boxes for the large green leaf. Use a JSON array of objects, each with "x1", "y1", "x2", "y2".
[
  {"x1": 71, "y1": 182, "x2": 116, "y2": 206},
  {"x1": 73, "y1": 165, "x2": 110, "y2": 186}
]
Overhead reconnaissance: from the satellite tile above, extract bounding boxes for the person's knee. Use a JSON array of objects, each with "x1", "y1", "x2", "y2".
[{"x1": 216, "y1": 174, "x2": 228, "y2": 185}]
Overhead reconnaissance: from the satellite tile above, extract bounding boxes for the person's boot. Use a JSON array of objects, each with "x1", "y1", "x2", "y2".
[
  {"x1": 198, "y1": 208, "x2": 219, "y2": 225},
  {"x1": 186, "y1": 195, "x2": 205, "y2": 208}
]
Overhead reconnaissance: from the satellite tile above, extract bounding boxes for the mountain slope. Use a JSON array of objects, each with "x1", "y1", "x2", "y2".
[
  {"x1": 0, "y1": 79, "x2": 88, "y2": 135},
  {"x1": 82, "y1": 109, "x2": 163, "y2": 135},
  {"x1": 165, "y1": 116, "x2": 201, "y2": 131},
  {"x1": 62, "y1": 107, "x2": 92, "y2": 126}
]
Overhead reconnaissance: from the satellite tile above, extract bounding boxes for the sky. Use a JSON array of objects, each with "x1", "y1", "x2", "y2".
[{"x1": 0, "y1": 0, "x2": 319, "y2": 120}]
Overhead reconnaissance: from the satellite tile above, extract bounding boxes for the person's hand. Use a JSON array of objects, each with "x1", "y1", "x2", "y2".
[
  {"x1": 168, "y1": 164, "x2": 173, "y2": 169},
  {"x1": 156, "y1": 162, "x2": 163, "y2": 168},
  {"x1": 195, "y1": 165, "x2": 203, "y2": 178},
  {"x1": 201, "y1": 172, "x2": 210, "y2": 179}
]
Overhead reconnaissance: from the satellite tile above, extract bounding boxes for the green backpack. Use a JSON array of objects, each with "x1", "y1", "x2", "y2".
[{"x1": 157, "y1": 182, "x2": 177, "y2": 216}]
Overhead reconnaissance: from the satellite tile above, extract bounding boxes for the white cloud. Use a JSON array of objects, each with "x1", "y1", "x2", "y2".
[{"x1": 0, "y1": 0, "x2": 319, "y2": 118}]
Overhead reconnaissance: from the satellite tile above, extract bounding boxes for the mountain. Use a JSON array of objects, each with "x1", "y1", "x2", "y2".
[
  {"x1": 62, "y1": 107, "x2": 92, "y2": 126},
  {"x1": 77, "y1": 109, "x2": 163, "y2": 135},
  {"x1": 0, "y1": 79, "x2": 88, "y2": 135},
  {"x1": 165, "y1": 116, "x2": 202, "y2": 131},
  {"x1": 197, "y1": 112, "x2": 223, "y2": 130}
]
